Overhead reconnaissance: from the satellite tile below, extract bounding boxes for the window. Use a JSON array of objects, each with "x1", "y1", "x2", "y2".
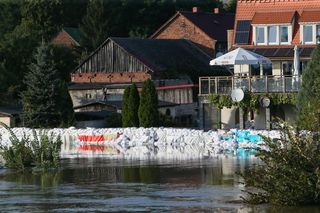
[
  {"x1": 280, "y1": 26, "x2": 289, "y2": 43},
  {"x1": 254, "y1": 25, "x2": 291, "y2": 45},
  {"x1": 303, "y1": 25, "x2": 313, "y2": 43},
  {"x1": 317, "y1": 25, "x2": 320, "y2": 43},
  {"x1": 268, "y1": 26, "x2": 277, "y2": 44},
  {"x1": 256, "y1": 27, "x2": 265, "y2": 44},
  {"x1": 282, "y1": 61, "x2": 293, "y2": 76}
]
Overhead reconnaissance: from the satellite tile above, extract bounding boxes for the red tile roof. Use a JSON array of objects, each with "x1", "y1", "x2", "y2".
[
  {"x1": 251, "y1": 11, "x2": 295, "y2": 25},
  {"x1": 235, "y1": 0, "x2": 320, "y2": 46},
  {"x1": 299, "y1": 10, "x2": 320, "y2": 23}
]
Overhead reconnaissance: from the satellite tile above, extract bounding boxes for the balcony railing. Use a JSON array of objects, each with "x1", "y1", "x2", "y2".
[{"x1": 199, "y1": 75, "x2": 301, "y2": 95}]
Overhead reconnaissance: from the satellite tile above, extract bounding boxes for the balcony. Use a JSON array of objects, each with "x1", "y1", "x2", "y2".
[{"x1": 199, "y1": 75, "x2": 301, "y2": 95}]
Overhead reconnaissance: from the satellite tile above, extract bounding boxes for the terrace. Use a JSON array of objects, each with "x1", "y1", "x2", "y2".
[{"x1": 199, "y1": 75, "x2": 301, "y2": 95}]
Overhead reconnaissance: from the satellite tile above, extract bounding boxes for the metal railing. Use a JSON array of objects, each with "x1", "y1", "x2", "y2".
[{"x1": 199, "y1": 75, "x2": 301, "y2": 95}]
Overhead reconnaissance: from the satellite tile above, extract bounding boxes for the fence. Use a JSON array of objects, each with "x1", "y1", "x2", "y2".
[{"x1": 199, "y1": 75, "x2": 301, "y2": 95}]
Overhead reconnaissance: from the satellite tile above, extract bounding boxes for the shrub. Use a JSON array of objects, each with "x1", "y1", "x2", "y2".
[
  {"x1": 242, "y1": 123, "x2": 320, "y2": 205},
  {"x1": 139, "y1": 79, "x2": 159, "y2": 127},
  {"x1": 0, "y1": 123, "x2": 62, "y2": 172}
]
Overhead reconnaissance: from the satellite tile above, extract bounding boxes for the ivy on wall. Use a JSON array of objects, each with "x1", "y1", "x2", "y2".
[{"x1": 208, "y1": 92, "x2": 297, "y2": 110}]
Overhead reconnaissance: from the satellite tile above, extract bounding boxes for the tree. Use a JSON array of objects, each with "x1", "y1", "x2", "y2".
[
  {"x1": 297, "y1": 45, "x2": 320, "y2": 131},
  {"x1": 20, "y1": 0, "x2": 63, "y2": 41},
  {"x1": 242, "y1": 124, "x2": 320, "y2": 205},
  {"x1": 80, "y1": 0, "x2": 108, "y2": 53},
  {"x1": 21, "y1": 41, "x2": 74, "y2": 128},
  {"x1": 127, "y1": 84, "x2": 140, "y2": 127},
  {"x1": 138, "y1": 79, "x2": 159, "y2": 127},
  {"x1": 122, "y1": 84, "x2": 140, "y2": 127},
  {"x1": 223, "y1": 0, "x2": 237, "y2": 13}
]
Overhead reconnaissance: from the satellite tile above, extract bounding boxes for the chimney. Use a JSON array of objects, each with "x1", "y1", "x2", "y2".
[
  {"x1": 227, "y1": 29, "x2": 234, "y2": 51},
  {"x1": 192, "y1": 7, "x2": 199, "y2": 13},
  {"x1": 214, "y1": 8, "x2": 219, "y2": 14}
]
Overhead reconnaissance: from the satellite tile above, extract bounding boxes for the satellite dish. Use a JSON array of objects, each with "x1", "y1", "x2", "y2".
[
  {"x1": 260, "y1": 97, "x2": 271, "y2": 108},
  {"x1": 216, "y1": 52, "x2": 223, "y2": 58},
  {"x1": 231, "y1": 88, "x2": 244, "y2": 102}
]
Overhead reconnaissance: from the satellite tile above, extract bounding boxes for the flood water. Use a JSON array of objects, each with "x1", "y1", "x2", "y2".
[{"x1": 0, "y1": 157, "x2": 319, "y2": 213}]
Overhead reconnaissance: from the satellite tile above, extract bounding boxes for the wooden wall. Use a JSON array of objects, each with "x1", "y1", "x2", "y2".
[{"x1": 76, "y1": 40, "x2": 151, "y2": 73}]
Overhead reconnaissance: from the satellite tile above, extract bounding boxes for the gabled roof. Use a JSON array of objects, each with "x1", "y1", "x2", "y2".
[
  {"x1": 299, "y1": 10, "x2": 320, "y2": 23},
  {"x1": 251, "y1": 11, "x2": 295, "y2": 25},
  {"x1": 63, "y1": 27, "x2": 81, "y2": 45},
  {"x1": 110, "y1": 37, "x2": 212, "y2": 72},
  {"x1": 151, "y1": 11, "x2": 235, "y2": 41},
  {"x1": 74, "y1": 37, "x2": 229, "y2": 80}
]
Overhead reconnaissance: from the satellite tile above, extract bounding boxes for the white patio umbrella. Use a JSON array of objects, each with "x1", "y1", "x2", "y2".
[
  {"x1": 210, "y1": 47, "x2": 272, "y2": 92},
  {"x1": 210, "y1": 48, "x2": 272, "y2": 66},
  {"x1": 292, "y1": 45, "x2": 300, "y2": 90}
]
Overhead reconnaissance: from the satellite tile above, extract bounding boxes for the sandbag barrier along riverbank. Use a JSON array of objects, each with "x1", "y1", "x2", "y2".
[{"x1": 0, "y1": 127, "x2": 281, "y2": 159}]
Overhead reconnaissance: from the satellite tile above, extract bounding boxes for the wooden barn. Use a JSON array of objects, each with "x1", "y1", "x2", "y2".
[{"x1": 69, "y1": 37, "x2": 228, "y2": 126}]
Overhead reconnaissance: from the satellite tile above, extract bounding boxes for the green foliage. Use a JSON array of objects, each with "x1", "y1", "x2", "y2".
[
  {"x1": 128, "y1": 84, "x2": 140, "y2": 127},
  {"x1": 80, "y1": 0, "x2": 108, "y2": 52},
  {"x1": 0, "y1": 123, "x2": 62, "y2": 172},
  {"x1": 122, "y1": 86, "x2": 131, "y2": 127},
  {"x1": 223, "y1": 0, "x2": 237, "y2": 13},
  {"x1": 139, "y1": 79, "x2": 159, "y2": 127},
  {"x1": 106, "y1": 113, "x2": 122, "y2": 128},
  {"x1": 31, "y1": 130, "x2": 62, "y2": 171},
  {"x1": 122, "y1": 84, "x2": 140, "y2": 127},
  {"x1": 209, "y1": 92, "x2": 297, "y2": 110},
  {"x1": 159, "y1": 114, "x2": 177, "y2": 127},
  {"x1": 20, "y1": 0, "x2": 63, "y2": 41},
  {"x1": 242, "y1": 124, "x2": 320, "y2": 205},
  {"x1": 297, "y1": 44, "x2": 320, "y2": 131},
  {"x1": 21, "y1": 41, "x2": 74, "y2": 128}
]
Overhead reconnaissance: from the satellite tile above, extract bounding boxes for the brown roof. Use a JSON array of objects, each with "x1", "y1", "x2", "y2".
[
  {"x1": 251, "y1": 11, "x2": 295, "y2": 25},
  {"x1": 299, "y1": 10, "x2": 320, "y2": 23},
  {"x1": 180, "y1": 11, "x2": 235, "y2": 41},
  {"x1": 151, "y1": 11, "x2": 235, "y2": 42}
]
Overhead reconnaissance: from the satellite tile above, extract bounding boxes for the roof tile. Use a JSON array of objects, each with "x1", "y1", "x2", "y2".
[
  {"x1": 251, "y1": 11, "x2": 295, "y2": 25},
  {"x1": 299, "y1": 10, "x2": 320, "y2": 23}
]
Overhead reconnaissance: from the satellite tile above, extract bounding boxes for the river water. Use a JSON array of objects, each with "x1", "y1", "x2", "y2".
[{"x1": 0, "y1": 157, "x2": 319, "y2": 213}]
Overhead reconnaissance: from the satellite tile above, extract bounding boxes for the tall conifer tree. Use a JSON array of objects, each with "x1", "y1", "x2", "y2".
[
  {"x1": 297, "y1": 45, "x2": 320, "y2": 131},
  {"x1": 139, "y1": 79, "x2": 159, "y2": 127},
  {"x1": 21, "y1": 42, "x2": 74, "y2": 128},
  {"x1": 127, "y1": 83, "x2": 140, "y2": 127},
  {"x1": 80, "y1": 0, "x2": 108, "y2": 53}
]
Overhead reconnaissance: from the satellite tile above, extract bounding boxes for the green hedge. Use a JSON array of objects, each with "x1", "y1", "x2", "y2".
[{"x1": 209, "y1": 92, "x2": 297, "y2": 110}]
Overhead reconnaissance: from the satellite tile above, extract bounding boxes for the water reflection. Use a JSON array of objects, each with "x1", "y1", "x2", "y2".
[{"x1": 0, "y1": 157, "x2": 318, "y2": 212}]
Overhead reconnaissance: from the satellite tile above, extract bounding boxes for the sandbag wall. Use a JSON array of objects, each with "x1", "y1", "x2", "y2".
[{"x1": 0, "y1": 128, "x2": 281, "y2": 159}]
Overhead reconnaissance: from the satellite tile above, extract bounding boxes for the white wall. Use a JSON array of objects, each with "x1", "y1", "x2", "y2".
[{"x1": 221, "y1": 107, "x2": 237, "y2": 129}]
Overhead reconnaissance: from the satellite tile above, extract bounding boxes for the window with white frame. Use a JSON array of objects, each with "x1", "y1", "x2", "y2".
[
  {"x1": 280, "y1": 26, "x2": 289, "y2": 43},
  {"x1": 268, "y1": 26, "x2": 277, "y2": 44},
  {"x1": 256, "y1": 27, "x2": 265, "y2": 44},
  {"x1": 317, "y1": 25, "x2": 320, "y2": 43},
  {"x1": 303, "y1": 25, "x2": 313, "y2": 43},
  {"x1": 254, "y1": 25, "x2": 291, "y2": 45}
]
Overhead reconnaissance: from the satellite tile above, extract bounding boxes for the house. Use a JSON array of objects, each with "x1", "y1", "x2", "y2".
[
  {"x1": 198, "y1": 0, "x2": 320, "y2": 130},
  {"x1": 51, "y1": 27, "x2": 81, "y2": 48},
  {"x1": 69, "y1": 37, "x2": 228, "y2": 126},
  {"x1": 151, "y1": 7, "x2": 235, "y2": 57},
  {"x1": 0, "y1": 105, "x2": 22, "y2": 127}
]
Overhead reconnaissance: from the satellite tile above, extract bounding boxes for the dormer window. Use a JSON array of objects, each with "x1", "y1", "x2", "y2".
[
  {"x1": 303, "y1": 25, "x2": 313, "y2": 43},
  {"x1": 251, "y1": 11, "x2": 294, "y2": 46},
  {"x1": 268, "y1": 26, "x2": 277, "y2": 44},
  {"x1": 253, "y1": 25, "x2": 291, "y2": 45},
  {"x1": 280, "y1": 26, "x2": 289, "y2": 43},
  {"x1": 299, "y1": 11, "x2": 320, "y2": 44},
  {"x1": 256, "y1": 27, "x2": 266, "y2": 45}
]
